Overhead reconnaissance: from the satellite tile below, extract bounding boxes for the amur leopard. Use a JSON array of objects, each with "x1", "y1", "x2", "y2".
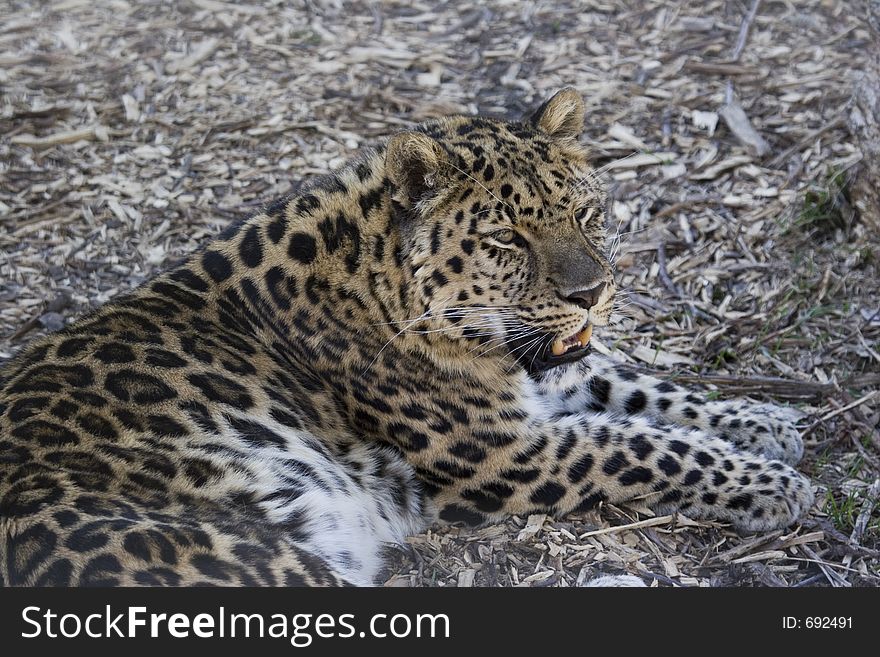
[{"x1": 0, "y1": 89, "x2": 813, "y2": 586}]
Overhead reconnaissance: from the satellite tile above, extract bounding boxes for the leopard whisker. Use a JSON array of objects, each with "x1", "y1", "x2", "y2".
[
  {"x1": 375, "y1": 304, "x2": 516, "y2": 328},
  {"x1": 470, "y1": 325, "x2": 543, "y2": 359},
  {"x1": 504, "y1": 333, "x2": 547, "y2": 373},
  {"x1": 363, "y1": 297, "x2": 454, "y2": 373}
]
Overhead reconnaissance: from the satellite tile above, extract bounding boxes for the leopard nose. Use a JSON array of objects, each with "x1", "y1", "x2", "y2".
[{"x1": 565, "y1": 282, "x2": 607, "y2": 310}]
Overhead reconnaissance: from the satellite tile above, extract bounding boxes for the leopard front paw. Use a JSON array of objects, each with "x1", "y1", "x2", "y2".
[
  {"x1": 669, "y1": 458, "x2": 814, "y2": 532},
  {"x1": 704, "y1": 462, "x2": 814, "y2": 532},
  {"x1": 732, "y1": 464, "x2": 814, "y2": 531},
  {"x1": 712, "y1": 402, "x2": 806, "y2": 465}
]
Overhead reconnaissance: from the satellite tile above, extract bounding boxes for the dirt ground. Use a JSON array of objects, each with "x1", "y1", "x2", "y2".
[{"x1": 1, "y1": 0, "x2": 878, "y2": 586}]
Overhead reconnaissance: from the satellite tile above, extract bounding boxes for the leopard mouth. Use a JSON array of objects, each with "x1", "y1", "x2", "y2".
[
  {"x1": 508, "y1": 321, "x2": 594, "y2": 376},
  {"x1": 550, "y1": 323, "x2": 593, "y2": 357}
]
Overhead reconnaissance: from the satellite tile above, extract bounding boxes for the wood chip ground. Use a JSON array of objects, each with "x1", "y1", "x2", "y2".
[{"x1": 1, "y1": 0, "x2": 877, "y2": 587}]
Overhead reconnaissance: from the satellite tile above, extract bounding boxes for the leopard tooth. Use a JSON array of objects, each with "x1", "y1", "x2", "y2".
[
  {"x1": 576, "y1": 323, "x2": 593, "y2": 347},
  {"x1": 550, "y1": 339, "x2": 566, "y2": 356}
]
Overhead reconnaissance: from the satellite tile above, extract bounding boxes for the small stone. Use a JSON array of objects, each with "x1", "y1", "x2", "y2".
[{"x1": 38, "y1": 312, "x2": 66, "y2": 332}]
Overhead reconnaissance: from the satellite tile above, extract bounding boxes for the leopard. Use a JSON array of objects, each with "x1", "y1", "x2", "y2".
[{"x1": 0, "y1": 88, "x2": 813, "y2": 587}]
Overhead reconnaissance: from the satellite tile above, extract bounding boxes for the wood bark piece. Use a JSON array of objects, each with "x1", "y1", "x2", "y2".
[
  {"x1": 719, "y1": 98, "x2": 770, "y2": 157},
  {"x1": 846, "y1": 0, "x2": 880, "y2": 232}
]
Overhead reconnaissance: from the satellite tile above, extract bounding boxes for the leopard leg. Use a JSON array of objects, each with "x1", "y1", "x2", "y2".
[
  {"x1": 431, "y1": 412, "x2": 813, "y2": 533},
  {"x1": 1, "y1": 441, "x2": 427, "y2": 587},
  {"x1": 1, "y1": 506, "x2": 348, "y2": 587},
  {"x1": 537, "y1": 356, "x2": 805, "y2": 464}
]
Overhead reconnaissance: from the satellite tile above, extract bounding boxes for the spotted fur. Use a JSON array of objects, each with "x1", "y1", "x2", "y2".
[{"x1": 0, "y1": 89, "x2": 813, "y2": 586}]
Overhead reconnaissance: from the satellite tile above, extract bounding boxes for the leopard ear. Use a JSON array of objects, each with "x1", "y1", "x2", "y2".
[
  {"x1": 528, "y1": 87, "x2": 585, "y2": 141},
  {"x1": 385, "y1": 132, "x2": 449, "y2": 208}
]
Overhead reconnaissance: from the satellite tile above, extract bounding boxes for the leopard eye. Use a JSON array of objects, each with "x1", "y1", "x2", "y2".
[
  {"x1": 575, "y1": 206, "x2": 596, "y2": 222},
  {"x1": 492, "y1": 229, "x2": 517, "y2": 245}
]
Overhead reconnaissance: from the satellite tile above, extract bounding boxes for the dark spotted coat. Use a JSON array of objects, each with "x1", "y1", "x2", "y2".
[{"x1": 0, "y1": 90, "x2": 812, "y2": 586}]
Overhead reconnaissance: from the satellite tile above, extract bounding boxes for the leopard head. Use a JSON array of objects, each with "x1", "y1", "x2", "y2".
[{"x1": 386, "y1": 88, "x2": 616, "y2": 374}]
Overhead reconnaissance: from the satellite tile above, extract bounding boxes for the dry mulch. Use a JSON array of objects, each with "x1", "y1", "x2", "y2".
[{"x1": 1, "y1": 0, "x2": 878, "y2": 587}]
